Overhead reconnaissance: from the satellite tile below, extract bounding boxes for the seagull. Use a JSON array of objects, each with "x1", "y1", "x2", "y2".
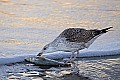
[{"x1": 37, "y1": 27, "x2": 113, "y2": 59}]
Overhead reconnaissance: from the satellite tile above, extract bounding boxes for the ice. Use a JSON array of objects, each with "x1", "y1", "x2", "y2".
[
  {"x1": 0, "y1": 55, "x2": 35, "y2": 65},
  {"x1": 43, "y1": 49, "x2": 120, "y2": 59},
  {"x1": 0, "y1": 49, "x2": 120, "y2": 65}
]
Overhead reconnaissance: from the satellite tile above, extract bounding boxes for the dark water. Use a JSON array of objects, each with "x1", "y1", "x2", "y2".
[
  {"x1": 77, "y1": 56, "x2": 120, "y2": 80},
  {"x1": 0, "y1": 0, "x2": 120, "y2": 80},
  {"x1": 0, "y1": 55, "x2": 119, "y2": 80}
]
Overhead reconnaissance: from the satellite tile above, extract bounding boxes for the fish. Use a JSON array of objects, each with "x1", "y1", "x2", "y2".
[{"x1": 25, "y1": 56, "x2": 71, "y2": 67}]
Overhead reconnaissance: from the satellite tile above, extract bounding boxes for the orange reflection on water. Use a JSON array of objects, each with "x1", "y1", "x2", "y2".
[
  {"x1": 53, "y1": 0, "x2": 95, "y2": 9},
  {"x1": 0, "y1": 39, "x2": 26, "y2": 45},
  {"x1": 17, "y1": 15, "x2": 97, "y2": 29},
  {"x1": 0, "y1": 10, "x2": 15, "y2": 15},
  {"x1": 0, "y1": 0, "x2": 11, "y2": 3},
  {"x1": 112, "y1": 12, "x2": 120, "y2": 15},
  {"x1": 18, "y1": 18, "x2": 43, "y2": 22},
  {"x1": 0, "y1": 39, "x2": 44, "y2": 49}
]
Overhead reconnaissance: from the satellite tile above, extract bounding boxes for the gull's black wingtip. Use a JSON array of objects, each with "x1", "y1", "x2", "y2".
[
  {"x1": 101, "y1": 26, "x2": 113, "y2": 33},
  {"x1": 102, "y1": 26, "x2": 113, "y2": 30}
]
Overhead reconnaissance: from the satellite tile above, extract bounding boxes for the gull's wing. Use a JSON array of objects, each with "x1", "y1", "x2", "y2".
[
  {"x1": 58, "y1": 27, "x2": 113, "y2": 43},
  {"x1": 59, "y1": 28, "x2": 98, "y2": 43}
]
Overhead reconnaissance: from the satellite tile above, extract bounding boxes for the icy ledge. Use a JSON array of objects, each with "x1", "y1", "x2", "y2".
[
  {"x1": 0, "y1": 49, "x2": 120, "y2": 65},
  {"x1": 43, "y1": 49, "x2": 120, "y2": 59}
]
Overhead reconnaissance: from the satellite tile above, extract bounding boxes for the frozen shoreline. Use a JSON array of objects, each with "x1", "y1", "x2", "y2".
[{"x1": 0, "y1": 49, "x2": 120, "y2": 65}]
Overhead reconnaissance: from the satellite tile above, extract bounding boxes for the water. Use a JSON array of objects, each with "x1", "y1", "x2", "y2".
[{"x1": 0, "y1": 0, "x2": 120, "y2": 80}]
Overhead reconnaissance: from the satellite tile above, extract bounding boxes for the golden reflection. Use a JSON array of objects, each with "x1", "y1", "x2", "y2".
[
  {"x1": 0, "y1": 20, "x2": 4, "y2": 24},
  {"x1": 52, "y1": 9, "x2": 61, "y2": 13},
  {"x1": 61, "y1": 2, "x2": 73, "y2": 6},
  {"x1": 89, "y1": 0, "x2": 96, "y2": 1},
  {"x1": 53, "y1": 0, "x2": 95, "y2": 8},
  {"x1": 0, "y1": 40, "x2": 25, "y2": 45},
  {"x1": 54, "y1": 0, "x2": 73, "y2": 6},
  {"x1": 112, "y1": 12, "x2": 120, "y2": 15},
  {"x1": 0, "y1": 0, "x2": 11, "y2": 3},
  {"x1": 17, "y1": 15, "x2": 97, "y2": 28},
  {"x1": 75, "y1": 4, "x2": 95, "y2": 8},
  {"x1": 0, "y1": 10, "x2": 15, "y2": 15},
  {"x1": 0, "y1": 0, "x2": 14, "y2": 4},
  {"x1": 31, "y1": 4, "x2": 42, "y2": 6},
  {"x1": 18, "y1": 18, "x2": 42, "y2": 22},
  {"x1": 0, "y1": 39, "x2": 45, "y2": 47}
]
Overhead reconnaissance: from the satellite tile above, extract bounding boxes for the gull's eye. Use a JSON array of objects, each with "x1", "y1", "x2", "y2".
[{"x1": 43, "y1": 47, "x2": 47, "y2": 50}]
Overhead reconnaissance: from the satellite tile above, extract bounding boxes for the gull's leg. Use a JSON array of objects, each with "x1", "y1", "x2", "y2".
[
  {"x1": 70, "y1": 51, "x2": 76, "y2": 62},
  {"x1": 73, "y1": 50, "x2": 79, "y2": 60},
  {"x1": 77, "y1": 50, "x2": 79, "y2": 67},
  {"x1": 76, "y1": 50, "x2": 79, "y2": 58},
  {"x1": 71, "y1": 50, "x2": 79, "y2": 73},
  {"x1": 69, "y1": 51, "x2": 79, "y2": 62},
  {"x1": 63, "y1": 51, "x2": 80, "y2": 74},
  {"x1": 63, "y1": 51, "x2": 75, "y2": 63}
]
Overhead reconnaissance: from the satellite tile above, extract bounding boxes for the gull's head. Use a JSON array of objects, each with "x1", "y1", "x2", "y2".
[{"x1": 37, "y1": 43, "x2": 57, "y2": 56}]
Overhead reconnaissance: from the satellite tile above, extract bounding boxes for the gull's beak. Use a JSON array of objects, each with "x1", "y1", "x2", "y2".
[{"x1": 37, "y1": 52, "x2": 43, "y2": 56}]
